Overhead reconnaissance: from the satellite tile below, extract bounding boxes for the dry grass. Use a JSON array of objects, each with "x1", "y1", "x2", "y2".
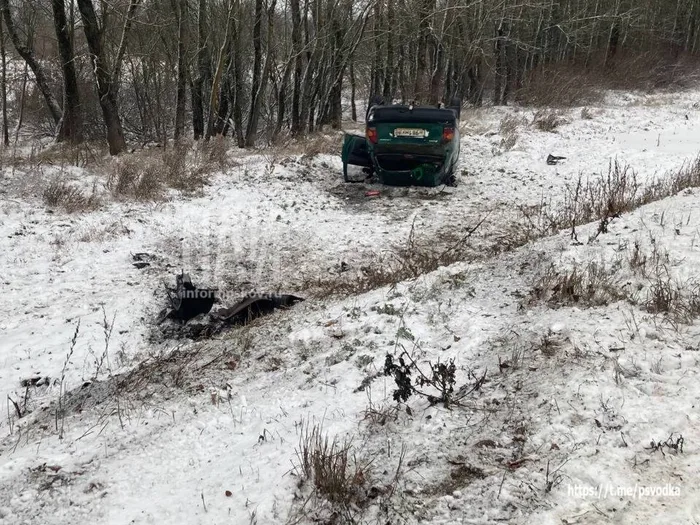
[
  {"x1": 293, "y1": 423, "x2": 373, "y2": 512},
  {"x1": 520, "y1": 158, "x2": 700, "y2": 241},
  {"x1": 2, "y1": 141, "x2": 105, "y2": 170},
  {"x1": 107, "y1": 147, "x2": 209, "y2": 200},
  {"x1": 627, "y1": 238, "x2": 670, "y2": 279},
  {"x1": 516, "y1": 50, "x2": 700, "y2": 108},
  {"x1": 603, "y1": 50, "x2": 700, "y2": 91},
  {"x1": 498, "y1": 114, "x2": 523, "y2": 151},
  {"x1": 580, "y1": 107, "x2": 594, "y2": 120},
  {"x1": 43, "y1": 179, "x2": 100, "y2": 213},
  {"x1": 303, "y1": 217, "x2": 486, "y2": 297},
  {"x1": 200, "y1": 135, "x2": 229, "y2": 172},
  {"x1": 643, "y1": 272, "x2": 700, "y2": 325},
  {"x1": 516, "y1": 64, "x2": 603, "y2": 107},
  {"x1": 76, "y1": 220, "x2": 132, "y2": 242},
  {"x1": 272, "y1": 133, "x2": 340, "y2": 161},
  {"x1": 528, "y1": 261, "x2": 629, "y2": 307},
  {"x1": 532, "y1": 110, "x2": 566, "y2": 132}
]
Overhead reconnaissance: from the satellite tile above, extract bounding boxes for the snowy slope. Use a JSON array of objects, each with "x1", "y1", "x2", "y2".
[{"x1": 1, "y1": 88, "x2": 700, "y2": 524}]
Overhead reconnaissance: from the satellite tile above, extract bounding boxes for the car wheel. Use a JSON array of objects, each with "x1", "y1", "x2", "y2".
[
  {"x1": 366, "y1": 95, "x2": 385, "y2": 120},
  {"x1": 448, "y1": 97, "x2": 462, "y2": 119}
]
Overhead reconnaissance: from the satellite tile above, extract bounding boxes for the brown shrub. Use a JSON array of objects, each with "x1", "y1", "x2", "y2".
[
  {"x1": 532, "y1": 110, "x2": 565, "y2": 132},
  {"x1": 43, "y1": 179, "x2": 100, "y2": 213},
  {"x1": 303, "y1": 217, "x2": 486, "y2": 297},
  {"x1": 294, "y1": 423, "x2": 372, "y2": 507},
  {"x1": 517, "y1": 50, "x2": 700, "y2": 107},
  {"x1": 528, "y1": 261, "x2": 629, "y2": 307},
  {"x1": 499, "y1": 114, "x2": 522, "y2": 150},
  {"x1": 643, "y1": 273, "x2": 700, "y2": 325},
  {"x1": 107, "y1": 147, "x2": 207, "y2": 200},
  {"x1": 516, "y1": 64, "x2": 603, "y2": 107}
]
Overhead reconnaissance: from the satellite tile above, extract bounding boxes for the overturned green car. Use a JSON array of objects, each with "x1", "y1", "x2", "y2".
[{"x1": 342, "y1": 98, "x2": 461, "y2": 187}]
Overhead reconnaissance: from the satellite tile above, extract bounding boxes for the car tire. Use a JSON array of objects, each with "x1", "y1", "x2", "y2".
[
  {"x1": 366, "y1": 95, "x2": 385, "y2": 121},
  {"x1": 448, "y1": 97, "x2": 462, "y2": 119}
]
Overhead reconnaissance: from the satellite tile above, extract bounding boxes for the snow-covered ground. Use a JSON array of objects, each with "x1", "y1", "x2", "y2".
[{"x1": 1, "y1": 89, "x2": 700, "y2": 524}]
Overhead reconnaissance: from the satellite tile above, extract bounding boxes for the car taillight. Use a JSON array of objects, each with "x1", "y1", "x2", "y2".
[
  {"x1": 366, "y1": 127, "x2": 378, "y2": 144},
  {"x1": 442, "y1": 127, "x2": 455, "y2": 143}
]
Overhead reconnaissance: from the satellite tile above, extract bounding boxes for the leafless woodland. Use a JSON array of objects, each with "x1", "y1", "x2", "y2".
[{"x1": 1, "y1": 0, "x2": 699, "y2": 154}]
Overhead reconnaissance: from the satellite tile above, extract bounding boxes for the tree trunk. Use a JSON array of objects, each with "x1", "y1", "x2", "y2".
[
  {"x1": 350, "y1": 60, "x2": 357, "y2": 121},
  {"x1": 231, "y1": 19, "x2": 245, "y2": 148},
  {"x1": 493, "y1": 20, "x2": 505, "y2": 105},
  {"x1": 173, "y1": 0, "x2": 187, "y2": 140},
  {"x1": 206, "y1": 0, "x2": 235, "y2": 141},
  {"x1": 274, "y1": 58, "x2": 292, "y2": 139},
  {"x1": 0, "y1": 18, "x2": 9, "y2": 146},
  {"x1": 15, "y1": 63, "x2": 27, "y2": 144},
  {"x1": 382, "y1": 0, "x2": 395, "y2": 98},
  {"x1": 299, "y1": 0, "x2": 318, "y2": 133},
  {"x1": 0, "y1": 0, "x2": 62, "y2": 126},
  {"x1": 52, "y1": 0, "x2": 83, "y2": 143},
  {"x1": 290, "y1": 0, "x2": 303, "y2": 134},
  {"x1": 192, "y1": 0, "x2": 210, "y2": 139},
  {"x1": 77, "y1": 0, "x2": 138, "y2": 155},
  {"x1": 244, "y1": 0, "x2": 267, "y2": 147},
  {"x1": 213, "y1": 71, "x2": 232, "y2": 136},
  {"x1": 244, "y1": 0, "x2": 264, "y2": 147}
]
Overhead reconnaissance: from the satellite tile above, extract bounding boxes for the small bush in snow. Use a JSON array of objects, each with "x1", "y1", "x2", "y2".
[
  {"x1": 43, "y1": 179, "x2": 100, "y2": 213},
  {"x1": 643, "y1": 274, "x2": 700, "y2": 325},
  {"x1": 383, "y1": 351, "x2": 485, "y2": 409},
  {"x1": 498, "y1": 114, "x2": 522, "y2": 151},
  {"x1": 529, "y1": 261, "x2": 629, "y2": 307},
  {"x1": 626, "y1": 238, "x2": 669, "y2": 279},
  {"x1": 293, "y1": 423, "x2": 372, "y2": 514},
  {"x1": 532, "y1": 110, "x2": 565, "y2": 132},
  {"x1": 107, "y1": 147, "x2": 211, "y2": 200}
]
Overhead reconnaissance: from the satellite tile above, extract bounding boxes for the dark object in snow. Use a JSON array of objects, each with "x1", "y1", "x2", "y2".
[
  {"x1": 132, "y1": 252, "x2": 154, "y2": 269},
  {"x1": 546, "y1": 154, "x2": 566, "y2": 165},
  {"x1": 211, "y1": 294, "x2": 304, "y2": 325},
  {"x1": 20, "y1": 376, "x2": 51, "y2": 388},
  {"x1": 157, "y1": 274, "x2": 304, "y2": 340},
  {"x1": 166, "y1": 273, "x2": 217, "y2": 322}
]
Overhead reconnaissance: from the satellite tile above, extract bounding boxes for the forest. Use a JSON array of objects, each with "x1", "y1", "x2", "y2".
[{"x1": 0, "y1": 0, "x2": 698, "y2": 154}]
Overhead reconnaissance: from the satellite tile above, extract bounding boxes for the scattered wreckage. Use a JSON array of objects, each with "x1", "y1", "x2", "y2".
[{"x1": 158, "y1": 273, "x2": 303, "y2": 339}]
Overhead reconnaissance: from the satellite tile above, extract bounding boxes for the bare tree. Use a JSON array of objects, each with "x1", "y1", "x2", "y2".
[
  {"x1": 0, "y1": 18, "x2": 8, "y2": 146},
  {"x1": 0, "y1": 0, "x2": 62, "y2": 127},
  {"x1": 172, "y1": 0, "x2": 187, "y2": 141},
  {"x1": 77, "y1": 0, "x2": 141, "y2": 155},
  {"x1": 52, "y1": 0, "x2": 82, "y2": 143}
]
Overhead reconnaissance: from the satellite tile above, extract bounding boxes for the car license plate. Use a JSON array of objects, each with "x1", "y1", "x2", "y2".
[{"x1": 394, "y1": 128, "x2": 426, "y2": 138}]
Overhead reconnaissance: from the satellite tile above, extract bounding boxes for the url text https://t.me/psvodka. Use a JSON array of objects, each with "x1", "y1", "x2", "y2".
[{"x1": 567, "y1": 484, "x2": 681, "y2": 500}]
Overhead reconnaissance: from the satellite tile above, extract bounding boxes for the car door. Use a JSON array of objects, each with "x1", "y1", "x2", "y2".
[{"x1": 341, "y1": 133, "x2": 371, "y2": 182}]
